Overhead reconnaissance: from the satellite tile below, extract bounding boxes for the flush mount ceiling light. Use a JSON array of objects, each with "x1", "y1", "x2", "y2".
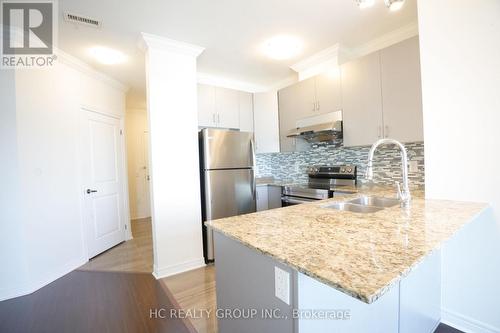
[
  {"x1": 261, "y1": 35, "x2": 303, "y2": 60},
  {"x1": 354, "y1": 0, "x2": 405, "y2": 11},
  {"x1": 384, "y1": 0, "x2": 405, "y2": 11},
  {"x1": 355, "y1": 0, "x2": 375, "y2": 9},
  {"x1": 88, "y1": 46, "x2": 127, "y2": 65}
]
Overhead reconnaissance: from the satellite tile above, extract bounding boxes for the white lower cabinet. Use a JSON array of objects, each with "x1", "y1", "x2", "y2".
[
  {"x1": 256, "y1": 185, "x2": 282, "y2": 211},
  {"x1": 256, "y1": 186, "x2": 269, "y2": 211},
  {"x1": 298, "y1": 250, "x2": 441, "y2": 333},
  {"x1": 267, "y1": 185, "x2": 282, "y2": 209}
]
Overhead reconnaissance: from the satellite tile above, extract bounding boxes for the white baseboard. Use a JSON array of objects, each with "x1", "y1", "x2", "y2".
[
  {"x1": 152, "y1": 258, "x2": 206, "y2": 279},
  {"x1": 442, "y1": 308, "x2": 500, "y2": 333},
  {"x1": 0, "y1": 256, "x2": 87, "y2": 302}
]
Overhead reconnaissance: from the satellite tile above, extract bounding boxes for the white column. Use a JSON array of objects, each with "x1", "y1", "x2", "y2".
[{"x1": 140, "y1": 33, "x2": 205, "y2": 278}]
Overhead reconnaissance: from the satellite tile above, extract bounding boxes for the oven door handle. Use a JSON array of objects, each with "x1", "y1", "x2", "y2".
[{"x1": 281, "y1": 197, "x2": 317, "y2": 205}]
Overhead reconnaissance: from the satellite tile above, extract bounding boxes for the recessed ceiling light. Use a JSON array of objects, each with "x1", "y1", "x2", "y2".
[
  {"x1": 355, "y1": 0, "x2": 375, "y2": 9},
  {"x1": 384, "y1": 0, "x2": 405, "y2": 11},
  {"x1": 88, "y1": 46, "x2": 127, "y2": 65},
  {"x1": 261, "y1": 35, "x2": 303, "y2": 60}
]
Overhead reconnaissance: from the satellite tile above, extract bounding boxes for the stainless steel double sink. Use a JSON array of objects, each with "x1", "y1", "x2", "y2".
[{"x1": 323, "y1": 196, "x2": 400, "y2": 214}]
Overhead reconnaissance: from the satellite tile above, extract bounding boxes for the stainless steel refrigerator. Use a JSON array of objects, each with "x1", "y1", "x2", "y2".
[{"x1": 199, "y1": 128, "x2": 256, "y2": 262}]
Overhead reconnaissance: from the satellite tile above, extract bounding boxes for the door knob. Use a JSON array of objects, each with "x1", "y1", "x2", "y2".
[{"x1": 86, "y1": 189, "x2": 97, "y2": 194}]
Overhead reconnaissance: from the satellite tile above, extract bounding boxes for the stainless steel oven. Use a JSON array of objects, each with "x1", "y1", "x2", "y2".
[{"x1": 281, "y1": 165, "x2": 357, "y2": 206}]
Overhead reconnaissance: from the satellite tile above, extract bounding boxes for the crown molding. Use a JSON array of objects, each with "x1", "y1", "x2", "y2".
[
  {"x1": 290, "y1": 43, "x2": 350, "y2": 73},
  {"x1": 55, "y1": 48, "x2": 129, "y2": 93},
  {"x1": 290, "y1": 43, "x2": 351, "y2": 81},
  {"x1": 287, "y1": 22, "x2": 418, "y2": 82},
  {"x1": 197, "y1": 72, "x2": 270, "y2": 93},
  {"x1": 266, "y1": 74, "x2": 298, "y2": 91},
  {"x1": 139, "y1": 32, "x2": 205, "y2": 57},
  {"x1": 347, "y1": 21, "x2": 419, "y2": 61}
]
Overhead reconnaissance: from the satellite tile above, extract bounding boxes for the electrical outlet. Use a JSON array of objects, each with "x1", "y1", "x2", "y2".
[
  {"x1": 275, "y1": 266, "x2": 290, "y2": 305},
  {"x1": 409, "y1": 160, "x2": 419, "y2": 173}
]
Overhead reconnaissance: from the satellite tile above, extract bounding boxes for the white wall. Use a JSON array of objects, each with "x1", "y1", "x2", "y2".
[
  {"x1": 0, "y1": 58, "x2": 126, "y2": 300},
  {"x1": 125, "y1": 108, "x2": 151, "y2": 219},
  {"x1": 0, "y1": 70, "x2": 29, "y2": 300},
  {"x1": 418, "y1": 1, "x2": 500, "y2": 331}
]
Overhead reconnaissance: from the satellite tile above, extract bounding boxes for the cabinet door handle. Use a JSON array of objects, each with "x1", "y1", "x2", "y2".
[
  {"x1": 312, "y1": 103, "x2": 316, "y2": 111},
  {"x1": 316, "y1": 101, "x2": 320, "y2": 111},
  {"x1": 217, "y1": 113, "x2": 220, "y2": 124},
  {"x1": 385, "y1": 125, "x2": 389, "y2": 138},
  {"x1": 212, "y1": 113, "x2": 216, "y2": 124}
]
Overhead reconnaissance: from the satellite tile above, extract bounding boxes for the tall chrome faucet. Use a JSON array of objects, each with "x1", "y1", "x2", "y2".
[{"x1": 365, "y1": 138, "x2": 411, "y2": 207}]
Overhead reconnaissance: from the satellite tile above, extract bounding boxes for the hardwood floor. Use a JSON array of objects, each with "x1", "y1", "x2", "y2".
[
  {"x1": 0, "y1": 270, "x2": 195, "y2": 333},
  {"x1": 160, "y1": 265, "x2": 217, "y2": 333},
  {"x1": 435, "y1": 323, "x2": 464, "y2": 333},
  {"x1": 18, "y1": 216, "x2": 462, "y2": 333},
  {"x1": 79, "y1": 218, "x2": 153, "y2": 273}
]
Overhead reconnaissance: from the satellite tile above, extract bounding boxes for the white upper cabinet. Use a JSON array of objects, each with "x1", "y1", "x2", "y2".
[
  {"x1": 278, "y1": 78, "x2": 315, "y2": 152},
  {"x1": 253, "y1": 91, "x2": 280, "y2": 153},
  {"x1": 341, "y1": 37, "x2": 423, "y2": 147},
  {"x1": 314, "y1": 71, "x2": 342, "y2": 115},
  {"x1": 197, "y1": 84, "x2": 217, "y2": 128},
  {"x1": 380, "y1": 36, "x2": 424, "y2": 142},
  {"x1": 277, "y1": 72, "x2": 343, "y2": 152},
  {"x1": 197, "y1": 84, "x2": 254, "y2": 131},
  {"x1": 238, "y1": 92, "x2": 254, "y2": 133},
  {"x1": 215, "y1": 87, "x2": 240, "y2": 129},
  {"x1": 341, "y1": 52, "x2": 384, "y2": 147}
]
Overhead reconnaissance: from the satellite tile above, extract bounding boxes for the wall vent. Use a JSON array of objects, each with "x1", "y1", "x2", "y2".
[{"x1": 64, "y1": 12, "x2": 101, "y2": 28}]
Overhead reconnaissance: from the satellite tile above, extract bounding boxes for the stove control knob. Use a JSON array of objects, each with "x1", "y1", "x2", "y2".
[{"x1": 346, "y1": 167, "x2": 352, "y2": 173}]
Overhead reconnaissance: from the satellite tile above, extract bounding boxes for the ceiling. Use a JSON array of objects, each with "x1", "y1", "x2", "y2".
[{"x1": 58, "y1": 0, "x2": 418, "y2": 106}]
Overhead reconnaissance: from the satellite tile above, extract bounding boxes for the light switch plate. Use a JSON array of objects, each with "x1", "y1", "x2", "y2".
[
  {"x1": 409, "y1": 160, "x2": 419, "y2": 173},
  {"x1": 275, "y1": 266, "x2": 290, "y2": 305}
]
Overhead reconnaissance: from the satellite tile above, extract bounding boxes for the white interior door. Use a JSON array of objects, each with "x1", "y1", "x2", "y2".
[
  {"x1": 81, "y1": 110, "x2": 126, "y2": 258},
  {"x1": 137, "y1": 131, "x2": 151, "y2": 218}
]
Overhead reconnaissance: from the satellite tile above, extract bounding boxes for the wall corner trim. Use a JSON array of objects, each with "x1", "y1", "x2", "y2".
[
  {"x1": 441, "y1": 308, "x2": 500, "y2": 333},
  {"x1": 152, "y1": 258, "x2": 206, "y2": 280},
  {"x1": 139, "y1": 32, "x2": 205, "y2": 57}
]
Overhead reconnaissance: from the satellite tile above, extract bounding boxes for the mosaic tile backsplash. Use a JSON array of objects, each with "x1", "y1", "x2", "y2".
[{"x1": 256, "y1": 141, "x2": 425, "y2": 188}]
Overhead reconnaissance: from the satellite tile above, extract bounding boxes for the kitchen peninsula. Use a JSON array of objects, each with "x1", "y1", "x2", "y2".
[{"x1": 207, "y1": 186, "x2": 487, "y2": 333}]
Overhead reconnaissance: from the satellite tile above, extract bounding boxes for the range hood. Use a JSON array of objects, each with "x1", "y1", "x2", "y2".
[{"x1": 287, "y1": 111, "x2": 343, "y2": 142}]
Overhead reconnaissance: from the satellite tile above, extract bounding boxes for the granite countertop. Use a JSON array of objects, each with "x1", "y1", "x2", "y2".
[{"x1": 207, "y1": 185, "x2": 488, "y2": 304}]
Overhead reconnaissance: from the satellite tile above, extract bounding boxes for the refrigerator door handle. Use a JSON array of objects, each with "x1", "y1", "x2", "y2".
[{"x1": 250, "y1": 139, "x2": 256, "y2": 199}]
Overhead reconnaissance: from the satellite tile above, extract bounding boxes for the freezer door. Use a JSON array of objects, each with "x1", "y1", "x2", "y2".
[
  {"x1": 203, "y1": 168, "x2": 256, "y2": 261},
  {"x1": 201, "y1": 128, "x2": 255, "y2": 169}
]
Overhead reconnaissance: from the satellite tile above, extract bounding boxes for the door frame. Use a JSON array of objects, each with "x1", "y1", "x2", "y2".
[{"x1": 78, "y1": 105, "x2": 132, "y2": 261}]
